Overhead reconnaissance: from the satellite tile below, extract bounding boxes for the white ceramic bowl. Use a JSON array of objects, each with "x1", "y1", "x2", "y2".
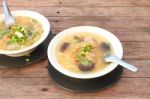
[
  {"x1": 48, "y1": 26, "x2": 123, "y2": 79},
  {"x1": 0, "y1": 10, "x2": 50, "y2": 57}
]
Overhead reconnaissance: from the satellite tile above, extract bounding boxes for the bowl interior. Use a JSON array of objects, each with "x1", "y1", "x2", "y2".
[
  {"x1": 0, "y1": 10, "x2": 50, "y2": 55},
  {"x1": 48, "y1": 26, "x2": 123, "y2": 79}
]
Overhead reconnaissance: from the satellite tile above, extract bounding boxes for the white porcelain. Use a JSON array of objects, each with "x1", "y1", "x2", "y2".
[
  {"x1": 0, "y1": 10, "x2": 50, "y2": 57},
  {"x1": 47, "y1": 26, "x2": 123, "y2": 79}
]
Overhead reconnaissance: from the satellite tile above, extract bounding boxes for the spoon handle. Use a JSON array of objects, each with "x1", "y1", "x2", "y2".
[
  {"x1": 105, "y1": 55, "x2": 138, "y2": 72},
  {"x1": 2, "y1": 0, "x2": 15, "y2": 26},
  {"x1": 3, "y1": 0, "x2": 12, "y2": 18}
]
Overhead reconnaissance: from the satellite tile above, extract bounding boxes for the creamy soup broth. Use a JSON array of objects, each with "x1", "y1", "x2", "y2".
[
  {"x1": 0, "y1": 16, "x2": 43, "y2": 50},
  {"x1": 55, "y1": 32, "x2": 112, "y2": 74}
]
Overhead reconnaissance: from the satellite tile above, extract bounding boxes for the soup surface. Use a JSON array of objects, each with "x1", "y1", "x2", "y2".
[
  {"x1": 0, "y1": 16, "x2": 43, "y2": 50},
  {"x1": 56, "y1": 32, "x2": 112, "y2": 74}
]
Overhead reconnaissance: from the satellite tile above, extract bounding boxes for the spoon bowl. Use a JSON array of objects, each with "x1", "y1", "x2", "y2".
[
  {"x1": 100, "y1": 42, "x2": 138, "y2": 72},
  {"x1": 2, "y1": 0, "x2": 15, "y2": 26}
]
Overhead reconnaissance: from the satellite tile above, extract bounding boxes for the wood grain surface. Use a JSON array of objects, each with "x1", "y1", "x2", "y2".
[{"x1": 0, "y1": 0, "x2": 149, "y2": 99}]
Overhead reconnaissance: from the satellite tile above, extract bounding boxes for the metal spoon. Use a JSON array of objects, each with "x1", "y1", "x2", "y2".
[
  {"x1": 2, "y1": 0, "x2": 15, "y2": 26},
  {"x1": 100, "y1": 42, "x2": 138, "y2": 72}
]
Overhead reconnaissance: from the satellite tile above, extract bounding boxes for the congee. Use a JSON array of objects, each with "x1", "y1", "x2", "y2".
[
  {"x1": 0, "y1": 16, "x2": 43, "y2": 50},
  {"x1": 56, "y1": 32, "x2": 113, "y2": 74}
]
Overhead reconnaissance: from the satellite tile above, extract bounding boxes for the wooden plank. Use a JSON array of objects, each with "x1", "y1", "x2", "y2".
[
  {"x1": 0, "y1": 0, "x2": 150, "y2": 7},
  {"x1": 0, "y1": 60, "x2": 49, "y2": 78},
  {"x1": 111, "y1": 7, "x2": 150, "y2": 16},
  {"x1": 0, "y1": 59, "x2": 150, "y2": 78},
  {"x1": 0, "y1": 7, "x2": 150, "y2": 17},
  {"x1": 48, "y1": 16, "x2": 150, "y2": 29},
  {"x1": 122, "y1": 60, "x2": 150, "y2": 78},
  {"x1": 0, "y1": 78, "x2": 149, "y2": 99},
  {"x1": 123, "y1": 42, "x2": 150, "y2": 60},
  {"x1": 52, "y1": 28, "x2": 150, "y2": 42},
  {"x1": 0, "y1": 7, "x2": 111, "y2": 17}
]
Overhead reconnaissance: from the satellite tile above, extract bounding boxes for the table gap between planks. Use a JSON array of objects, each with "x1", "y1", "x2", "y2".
[{"x1": 0, "y1": 0, "x2": 150, "y2": 99}]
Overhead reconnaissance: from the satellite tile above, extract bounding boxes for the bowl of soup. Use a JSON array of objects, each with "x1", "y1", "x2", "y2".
[
  {"x1": 48, "y1": 26, "x2": 123, "y2": 79},
  {"x1": 0, "y1": 10, "x2": 50, "y2": 57}
]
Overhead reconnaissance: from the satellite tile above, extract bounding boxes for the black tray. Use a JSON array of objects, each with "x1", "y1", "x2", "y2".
[
  {"x1": 0, "y1": 32, "x2": 54, "y2": 67},
  {"x1": 48, "y1": 62, "x2": 123, "y2": 92}
]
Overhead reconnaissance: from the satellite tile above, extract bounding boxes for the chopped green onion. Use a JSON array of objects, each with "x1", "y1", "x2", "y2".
[
  {"x1": 25, "y1": 58, "x2": 30, "y2": 62},
  {"x1": 76, "y1": 43, "x2": 93, "y2": 66}
]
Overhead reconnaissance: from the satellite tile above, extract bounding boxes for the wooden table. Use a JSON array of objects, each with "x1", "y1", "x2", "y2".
[{"x1": 0, "y1": 0, "x2": 150, "y2": 99}]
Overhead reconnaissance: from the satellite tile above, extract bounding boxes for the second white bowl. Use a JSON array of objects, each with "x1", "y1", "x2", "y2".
[{"x1": 0, "y1": 10, "x2": 50, "y2": 57}]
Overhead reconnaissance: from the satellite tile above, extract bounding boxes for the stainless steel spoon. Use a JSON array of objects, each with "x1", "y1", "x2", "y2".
[
  {"x1": 100, "y1": 42, "x2": 138, "y2": 72},
  {"x1": 2, "y1": 0, "x2": 15, "y2": 26}
]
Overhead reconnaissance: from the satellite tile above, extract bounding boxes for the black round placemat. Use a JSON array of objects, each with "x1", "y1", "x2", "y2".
[
  {"x1": 0, "y1": 32, "x2": 54, "y2": 67},
  {"x1": 48, "y1": 62, "x2": 123, "y2": 92}
]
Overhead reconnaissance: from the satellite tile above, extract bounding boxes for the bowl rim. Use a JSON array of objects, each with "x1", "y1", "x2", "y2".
[
  {"x1": 0, "y1": 10, "x2": 50, "y2": 55},
  {"x1": 47, "y1": 26, "x2": 123, "y2": 79}
]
